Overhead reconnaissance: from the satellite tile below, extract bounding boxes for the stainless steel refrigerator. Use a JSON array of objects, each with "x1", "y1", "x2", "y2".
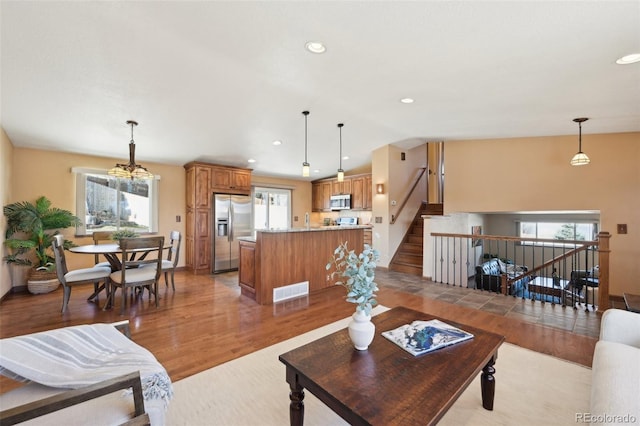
[{"x1": 213, "y1": 194, "x2": 252, "y2": 273}]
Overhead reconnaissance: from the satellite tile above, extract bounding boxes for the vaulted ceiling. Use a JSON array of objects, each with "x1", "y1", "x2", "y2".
[{"x1": 2, "y1": 1, "x2": 639, "y2": 180}]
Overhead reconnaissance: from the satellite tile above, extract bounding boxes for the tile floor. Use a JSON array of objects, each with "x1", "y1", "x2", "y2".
[{"x1": 376, "y1": 269, "x2": 604, "y2": 339}]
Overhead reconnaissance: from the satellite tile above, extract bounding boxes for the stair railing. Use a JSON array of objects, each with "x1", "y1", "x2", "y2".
[
  {"x1": 390, "y1": 167, "x2": 427, "y2": 224},
  {"x1": 429, "y1": 232, "x2": 610, "y2": 311}
]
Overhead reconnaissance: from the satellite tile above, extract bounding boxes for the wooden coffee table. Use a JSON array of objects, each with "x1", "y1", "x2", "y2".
[{"x1": 278, "y1": 306, "x2": 504, "y2": 426}]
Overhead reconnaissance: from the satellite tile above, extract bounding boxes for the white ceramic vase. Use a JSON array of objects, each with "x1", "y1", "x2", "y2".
[{"x1": 348, "y1": 309, "x2": 375, "y2": 350}]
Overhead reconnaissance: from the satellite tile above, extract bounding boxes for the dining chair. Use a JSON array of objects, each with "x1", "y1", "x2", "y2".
[
  {"x1": 107, "y1": 236, "x2": 164, "y2": 315},
  {"x1": 142, "y1": 231, "x2": 181, "y2": 290},
  {"x1": 92, "y1": 231, "x2": 113, "y2": 268},
  {"x1": 51, "y1": 235, "x2": 112, "y2": 313}
]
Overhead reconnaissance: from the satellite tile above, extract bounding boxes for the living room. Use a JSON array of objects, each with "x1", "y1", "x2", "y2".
[{"x1": 1, "y1": 2, "x2": 639, "y2": 424}]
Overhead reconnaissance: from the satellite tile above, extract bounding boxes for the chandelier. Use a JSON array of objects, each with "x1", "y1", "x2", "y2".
[{"x1": 108, "y1": 120, "x2": 154, "y2": 179}]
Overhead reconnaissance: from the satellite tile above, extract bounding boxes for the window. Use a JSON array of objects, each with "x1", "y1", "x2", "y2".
[
  {"x1": 518, "y1": 221, "x2": 598, "y2": 246},
  {"x1": 74, "y1": 168, "x2": 158, "y2": 236},
  {"x1": 253, "y1": 187, "x2": 291, "y2": 230}
]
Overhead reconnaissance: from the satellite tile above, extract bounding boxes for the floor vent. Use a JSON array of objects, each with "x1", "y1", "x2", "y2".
[{"x1": 273, "y1": 281, "x2": 309, "y2": 303}]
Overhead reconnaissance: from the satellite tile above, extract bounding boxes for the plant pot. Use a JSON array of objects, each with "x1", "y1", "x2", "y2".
[
  {"x1": 348, "y1": 309, "x2": 375, "y2": 350},
  {"x1": 27, "y1": 269, "x2": 59, "y2": 294}
]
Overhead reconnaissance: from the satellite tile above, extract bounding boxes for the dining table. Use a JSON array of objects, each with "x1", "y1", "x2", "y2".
[
  {"x1": 69, "y1": 243, "x2": 169, "y2": 306},
  {"x1": 69, "y1": 243, "x2": 168, "y2": 271}
]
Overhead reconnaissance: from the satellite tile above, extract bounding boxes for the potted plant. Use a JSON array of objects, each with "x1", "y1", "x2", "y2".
[
  {"x1": 3, "y1": 196, "x2": 80, "y2": 293},
  {"x1": 326, "y1": 242, "x2": 380, "y2": 350},
  {"x1": 111, "y1": 229, "x2": 140, "y2": 245}
]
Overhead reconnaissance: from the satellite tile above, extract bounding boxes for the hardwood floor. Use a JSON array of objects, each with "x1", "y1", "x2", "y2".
[{"x1": 0, "y1": 269, "x2": 597, "y2": 394}]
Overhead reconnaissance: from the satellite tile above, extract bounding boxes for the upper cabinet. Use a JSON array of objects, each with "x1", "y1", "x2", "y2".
[
  {"x1": 312, "y1": 173, "x2": 372, "y2": 212},
  {"x1": 211, "y1": 166, "x2": 251, "y2": 194}
]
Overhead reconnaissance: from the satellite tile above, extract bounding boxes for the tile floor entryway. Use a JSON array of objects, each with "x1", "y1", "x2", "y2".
[{"x1": 375, "y1": 269, "x2": 603, "y2": 339}]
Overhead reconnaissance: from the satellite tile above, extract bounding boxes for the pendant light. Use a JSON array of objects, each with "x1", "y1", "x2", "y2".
[
  {"x1": 302, "y1": 111, "x2": 310, "y2": 177},
  {"x1": 108, "y1": 120, "x2": 154, "y2": 179},
  {"x1": 337, "y1": 123, "x2": 345, "y2": 182},
  {"x1": 570, "y1": 117, "x2": 590, "y2": 166}
]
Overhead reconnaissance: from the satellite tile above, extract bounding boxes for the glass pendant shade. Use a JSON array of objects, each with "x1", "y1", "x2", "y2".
[
  {"x1": 337, "y1": 169, "x2": 344, "y2": 182},
  {"x1": 570, "y1": 117, "x2": 590, "y2": 167},
  {"x1": 302, "y1": 162, "x2": 310, "y2": 177},
  {"x1": 108, "y1": 120, "x2": 153, "y2": 179},
  {"x1": 570, "y1": 152, "x2": 590, "y2": 166}
]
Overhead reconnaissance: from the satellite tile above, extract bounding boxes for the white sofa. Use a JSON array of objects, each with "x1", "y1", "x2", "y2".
[{"x1": 590, "y1": 309, "x2": 640, "y2": 425}]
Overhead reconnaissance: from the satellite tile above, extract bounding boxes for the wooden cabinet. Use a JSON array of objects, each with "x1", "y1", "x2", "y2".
[
  {"x1": 312, "y1": 173, "x2": 372, "y2": 212},
  {"x1": 332, "y1": 179, "x2": 352, "y2": 195},
  {"x1": 364, "y1": 174, "x2": 372, "y2": 210},
  {"x1": 211, "y1": 167, "x2": 251, "y2": 194},
  {"x1": 322, "y1": 182, "x2": 332, "y2": 211},
  {"x1": 351, "y1": 177, "x2": 365, "y2": 210},
  {"x1": 238, "y1": 240, "x2": 256, "y2": 299},
  {"x1": 363, "y1": 228, "x2": 372, "y2": 246},
  {"x1": 184, "y1": 162, "x2": 252, "y2": 273},
  {"x1": 312, "y1": 183, "x2": 324, "y2": 212}
]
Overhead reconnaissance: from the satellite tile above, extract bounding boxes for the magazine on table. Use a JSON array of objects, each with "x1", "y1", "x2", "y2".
[{"x1": 382, "y1": 319, "x2": 474, "y2": 356}]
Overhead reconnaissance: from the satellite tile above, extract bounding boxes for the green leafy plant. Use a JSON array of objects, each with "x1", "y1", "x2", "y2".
[
  {"x1": 111, "y1": 229, "x2": 140, "y2": 242},
  {"x1": 326, "y1": 242, "x2": 380, "y2": 315},
  {"x1": 3, "y1": 196, "x2": 80, "y2": 270}
]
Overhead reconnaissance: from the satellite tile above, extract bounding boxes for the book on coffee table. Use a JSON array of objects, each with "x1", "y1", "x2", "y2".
[{"x1": 382, "y1": 319, "x2": 474, "y2": 356}]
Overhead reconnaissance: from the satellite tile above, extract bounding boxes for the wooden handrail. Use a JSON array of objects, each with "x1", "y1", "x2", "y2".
[
  {"x1": 390, "y1": 167, "x2": 427, "y2": 224},
  {"x1": 505, "y1": 244, "x2": 593, "y2": 291}
]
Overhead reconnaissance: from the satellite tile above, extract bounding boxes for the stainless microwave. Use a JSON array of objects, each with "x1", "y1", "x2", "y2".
[{"x1": 330, "y1": 194, "x2": 351, "y2": 210}]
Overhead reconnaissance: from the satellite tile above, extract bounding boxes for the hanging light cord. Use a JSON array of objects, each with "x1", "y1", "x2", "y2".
[
  {"x1": 578, "y1": 120, "x2": 583, "y2": 152},
  {"x1": 305, "y1": 112, "x2": 308, "y2": 163},
  {"x1": 338, "y1": 123, "x2": 343, "y2": 170}
]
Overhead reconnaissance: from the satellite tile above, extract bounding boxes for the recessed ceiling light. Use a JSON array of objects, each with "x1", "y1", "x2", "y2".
[
  {"x1": 305, "y1": 41, "x2": 326, "y2": 54},
  {"x1": 247, "y1": 159, "x2": 256, "y2": 163},
  {"x1": 616, "y1": 53, "x2": 640, "y2": 65},
  {"x1": 342, "y1": 155, "x2": 349, "y2": 160},
  {"x1": 400, "y1": 98, "x2": 414, "y2": 104},
  {"x1": 272, "y1": 140, "x2": 282, "y2": 146},
  {"x1": 313, "y1": 169, "x2": 320, "y2": 173}
]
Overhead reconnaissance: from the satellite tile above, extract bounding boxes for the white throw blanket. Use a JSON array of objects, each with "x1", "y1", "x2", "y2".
[{"x1": 0, "y1": 323, "x2": 173, "y2": 408}]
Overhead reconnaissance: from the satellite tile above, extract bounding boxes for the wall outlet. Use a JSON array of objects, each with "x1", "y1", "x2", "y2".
[
  {"x1": 294, "y1": 216, "x2": 298, "y2": 222},
  {"x1": 176, "y1": 215, "x2": 181, "y2": 223},
  {"x1": 375, "y1": 217, "x2": 382, "y2": 223}
]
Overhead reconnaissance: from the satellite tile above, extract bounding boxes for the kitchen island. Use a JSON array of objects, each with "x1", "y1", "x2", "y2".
[{"x1": 238, "y1": 226, "x2": 368, "y2": 304}]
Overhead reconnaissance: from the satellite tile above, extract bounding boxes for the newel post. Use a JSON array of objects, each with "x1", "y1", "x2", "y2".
[{"x1": 597, "y1": 232, "x2": 611, "y2": 313}]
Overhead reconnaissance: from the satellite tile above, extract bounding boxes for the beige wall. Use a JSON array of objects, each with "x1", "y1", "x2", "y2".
[
  {"x1": 444, "y1": 132, "x2": 640, "y2": 296},
  {"x1": 1, "y1": 128, "x2": 15, "y2": 297},
  {"x1": 372, "y1": 143, "x2": 427, "y2": 267},
  {"x1": 8, "y1": 147, "x2": 186, "y2": 277}
]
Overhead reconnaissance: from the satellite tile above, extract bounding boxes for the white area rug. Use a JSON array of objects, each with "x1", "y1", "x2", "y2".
[{"x1": 166, "y1": 306, "x2": 591, "y2": 425}]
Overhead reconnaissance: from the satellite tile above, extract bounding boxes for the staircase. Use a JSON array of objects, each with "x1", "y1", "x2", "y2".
[{"x1": 389, "y1": 203, "x2": 443, "y2": 276}]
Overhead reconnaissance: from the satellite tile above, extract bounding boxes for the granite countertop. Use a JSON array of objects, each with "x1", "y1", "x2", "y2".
[
  {"x1": 238, "y1": 225, "x2": 372, "y2": 242},
  {"x1": 258, "y1": 225, "x2": 372, "y2": 234}
]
